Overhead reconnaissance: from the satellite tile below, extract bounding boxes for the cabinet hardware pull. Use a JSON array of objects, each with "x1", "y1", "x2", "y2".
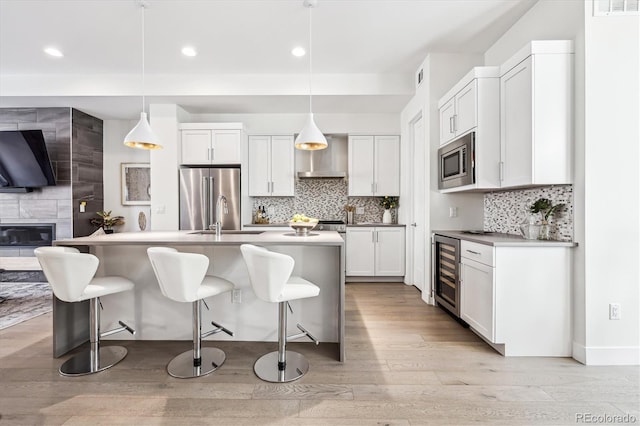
[
  {"x1": 466, "y1": 249, "x2": 481, "y2": 255},
  {"x1": 211, "y1": 147, "x2": 214, "y2": 160},
  {"x1": 499, "y1": 161, "x2": 504, "y2": 181},
  {"x1": 372, "y1": 231, "x2": 375, "y2": 243},
  {"x1": 453, "y1": 114, "x2": 457, "y2": 132},
  {"x1": 271, "y1": 182, "x2": 274, "y2": 193},
  {"x1": 411, "y1": 223, "x2": 417, "y2": 227}
]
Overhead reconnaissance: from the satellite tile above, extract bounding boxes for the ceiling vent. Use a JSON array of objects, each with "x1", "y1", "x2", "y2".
[{"x1": 594, "y1": 0, "x2": 639, "y2": 15}]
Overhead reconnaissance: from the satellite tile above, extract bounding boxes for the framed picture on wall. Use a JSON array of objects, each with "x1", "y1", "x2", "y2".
[{"x1": 121, "y1": 163, "x2": 151, "y2": 205}]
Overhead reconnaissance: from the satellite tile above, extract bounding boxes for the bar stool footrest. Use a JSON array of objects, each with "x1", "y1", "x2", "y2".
[
  {"x1": 59, "y1": 346, "x2": 128, "y2": 377},
  {"x1": 253, "y1": 350, "x2": 309, "y2": 383},
  {"x1": 167, "y1": 347, "x2": 226, "y2": 379}
]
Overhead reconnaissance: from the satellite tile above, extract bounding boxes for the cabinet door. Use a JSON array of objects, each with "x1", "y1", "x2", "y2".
[
  {"x1": 181, "y1": 130, "x2": 212, "y2": 165},
  {"x1": 346, "y1": 228, "x2": 375, "y2": 276},
  {"x1": 212, "y1": 129, "x2": 241, "y2": 164},
  {"x1": 374, "y1": 227, "x2": 405, "y2": 276},
  {"x1": 270, "y1": 136, "x2": 295, "y2": 196},
  {"x1": 439, "y1": 98, "x2": 456, "y2": 145},
  {"x1": 460, "y1": 257, "x2": 495, "y2": 342},
  {"x1": 248, "y1": 136, "x2": 271, "y2": 196},
  {"x1": 348, "y1": 136, "x2": 375, "y2": 196},
  {"x1": 455, "y1": 80, "x2": 477, "y2": 136},
  {"x1": 500, "y1": 56, "x2": 533, "y2": 187},
  {"x1": 374, "y1": 136, "x2": 400, "y2": 196}
]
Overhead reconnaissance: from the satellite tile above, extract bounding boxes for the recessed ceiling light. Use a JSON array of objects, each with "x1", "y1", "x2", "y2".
[
  {"x1": 181, "y1": 46, "x2": 197, "y2": 57},
  {"x1": 291, "y1": 47, "x2": 306, "y2": 57},
  {"x1": 44, "y1": 47, "x2": 63, "y2": 57}
]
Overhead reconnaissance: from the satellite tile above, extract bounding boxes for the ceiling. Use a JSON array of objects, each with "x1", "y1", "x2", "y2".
[{"x1": 0, "y1": 0, "x2": 537, "y2": 120}]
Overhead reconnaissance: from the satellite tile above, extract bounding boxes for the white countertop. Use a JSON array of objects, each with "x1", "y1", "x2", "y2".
[
  {"x1": 54, "y1": 230, "x2": 344, "y2": 247},
  {"x1": 433, "y1": 230, "x2": 577, "y2": 247}
]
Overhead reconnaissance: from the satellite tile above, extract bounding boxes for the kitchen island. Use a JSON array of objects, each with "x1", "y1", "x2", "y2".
[{"x1": 53, "y1": 230, "x2": 345, "y2": 361}]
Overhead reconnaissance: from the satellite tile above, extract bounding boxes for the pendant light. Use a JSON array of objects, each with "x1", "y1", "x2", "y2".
[
  {"x1": 124, "y1": 1, "x2": 162, "y2": 150},
  {"x1": 295, "y1": 0, "x2": 327, "y2": 151}
]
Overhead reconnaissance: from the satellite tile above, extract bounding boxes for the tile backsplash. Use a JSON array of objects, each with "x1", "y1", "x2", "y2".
[
  {"x1": 484, "y1": 185, "x2": 573, "y2": 241},
  {"x1": 251, "y1": 179, "x2": 395, "y2": 223}
]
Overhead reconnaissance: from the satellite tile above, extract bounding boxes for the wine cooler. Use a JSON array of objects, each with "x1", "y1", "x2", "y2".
[{"x1": 433, "y1": 234, "x2": 461, "y2": 317}]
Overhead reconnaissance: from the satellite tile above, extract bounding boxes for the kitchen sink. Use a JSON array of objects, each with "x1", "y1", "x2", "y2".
[{"x1": 189, "y1": 230, "x2": 264, "y2": 235}]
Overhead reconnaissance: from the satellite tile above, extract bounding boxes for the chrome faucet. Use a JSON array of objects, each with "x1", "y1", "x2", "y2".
[{"x1": 215, "y1": 195, "x2": 229, "y2": 236}]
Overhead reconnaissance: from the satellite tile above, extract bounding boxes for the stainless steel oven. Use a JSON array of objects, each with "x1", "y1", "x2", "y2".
[
  {"x1": 438, "y1": 132, "x2": 475, "y2": 190},
  {"x1": 433, "y1": 234, "x2": 461, "y2": 317}
]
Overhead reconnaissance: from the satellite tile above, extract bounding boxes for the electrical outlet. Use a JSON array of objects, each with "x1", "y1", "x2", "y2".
[
  {"x1": 449, "y1": 207, "x2": 458, "y2": 218},
  {"x1": 609, "y1": 303, "x2": 621, "y2": 320},
  {"x1": 356, "y1": 207, "x2": 364, "y2": 214},
  {"x1": 232, "y1": 289, "x2": 242, "y2": 304}
]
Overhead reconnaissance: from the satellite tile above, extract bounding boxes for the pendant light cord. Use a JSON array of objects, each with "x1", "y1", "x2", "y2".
[
  {"x1": 141, "y1": 2, "x2": 146, "y2": 114},
  {"x1": 308, "y1": 4, "x2": 313, "y2": 114}
]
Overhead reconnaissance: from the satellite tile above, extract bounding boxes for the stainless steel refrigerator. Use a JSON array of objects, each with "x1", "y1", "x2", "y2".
[{"x1": 179, "y1": 166, "x2": 241, "y2": 231}]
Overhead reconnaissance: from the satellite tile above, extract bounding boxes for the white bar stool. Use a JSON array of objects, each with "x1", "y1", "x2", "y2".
[
  {"x1": 240, "y1": 244, "x2": 320, "y2": 383},
  {"x1": 34, "y1": 246, "x2": 135, "y2": 376},
  {"x1": 147, "y1": 247, "x2": 235, "y2": 379}
]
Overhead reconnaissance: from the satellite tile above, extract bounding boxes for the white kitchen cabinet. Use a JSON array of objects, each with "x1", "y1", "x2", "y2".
[
  {"x1": 180, "y1": 124, "x2": 243, "y2": 165},
  {"x1": 248, "y1": 135, "x2": 294, "y2": 196},
  {"x1": 499, "y1": 40, "x2": 573, "y2": 188},
  {"x1": 456, "y1": 238, "x2": 572, "y2": 357},
  {"x1": 439, "y1": 80, "x2": 477, "y2": 145},
  {"x1": 346, "y1": 226, "x2": 405, "y2": 277},
  {"x1": 437, "y1": 67, "x2": 500, "y2": 192},
  {"x1": 348, "y1": 135, "x2": 400, "y2": 196},
  {"x1": 460, "y1": 242, "x2": 495, "y2": 342}
]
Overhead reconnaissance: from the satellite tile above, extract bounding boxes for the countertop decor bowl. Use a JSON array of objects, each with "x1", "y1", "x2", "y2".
[{"x1": 288, "y1": 220, "x2": 318, "y2": 236}]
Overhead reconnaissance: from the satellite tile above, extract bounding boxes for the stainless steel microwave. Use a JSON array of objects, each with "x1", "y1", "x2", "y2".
[{"x1": 438, "y1": 132, "x2": 475, "y2": 190}]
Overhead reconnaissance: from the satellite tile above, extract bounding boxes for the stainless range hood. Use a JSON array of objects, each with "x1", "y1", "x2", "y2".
[{"x1": 295, "y1": 134, "x2": 348, "y2": 178}]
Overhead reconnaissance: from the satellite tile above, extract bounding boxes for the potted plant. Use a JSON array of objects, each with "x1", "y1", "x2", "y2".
[
  {"x1": 90, "y1": 210, "x2": 125, "y2": 234},
  {"x1": 529, "y1": 198, "x2": 564, "y2": 240},
  {"x1": 379, "y1": 196, "x2": 399, "y2": 224}
]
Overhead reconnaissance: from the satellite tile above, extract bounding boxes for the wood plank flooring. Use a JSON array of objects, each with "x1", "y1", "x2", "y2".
[{"x1": 0, "y1": 283, "x2": 638, "y2": 425}]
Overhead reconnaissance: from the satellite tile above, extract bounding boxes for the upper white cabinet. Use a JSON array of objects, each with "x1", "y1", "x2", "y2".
[
  {"x1": 248, "y1": 135, "x2": 295, "y2": 197},
  {"x1": 439, "y1": 80, "x2": 478, "y2": 145},
  {"x1": 437, "y1": 67, "x2": 501, "y2": 192},
  {"x1": 499, "y1": 40, "x2": 573, "y2": 188},
  {"x1": 348, "y1": 135, "x2": 400, "y2": 196},
  {"x1": 179, "y1": 123, "x2": 243, "y2": 165},
  {"x1": 346, "y1": 226, "x2": 405, "y2": 277}
]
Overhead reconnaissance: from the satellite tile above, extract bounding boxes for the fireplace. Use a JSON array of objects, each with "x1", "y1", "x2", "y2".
[{"x1": 0, "y1": 223, "x2": 56, "y2": 248}]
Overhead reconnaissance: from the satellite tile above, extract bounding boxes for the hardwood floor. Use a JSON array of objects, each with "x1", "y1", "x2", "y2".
[{"x1": 0, "y1": 283, "x2": 637, "y2": 425}]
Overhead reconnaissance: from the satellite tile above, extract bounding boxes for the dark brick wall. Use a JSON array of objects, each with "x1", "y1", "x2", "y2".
[{"x1": 71, "y1": 109, "x2": 104, "y2": 237}]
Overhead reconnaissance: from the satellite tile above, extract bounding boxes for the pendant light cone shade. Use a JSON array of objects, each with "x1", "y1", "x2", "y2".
[
  {"x1": 295, "y1": 113, "x2": 327, "y2": 150},
  {"x1": 124, "y1": 3, "x2": 162, "y2": 150},
  {"x1": 295, "y1": 0, "x2": 327, "y2": 151},
  {"x1": 124, "y1": 112, "x2": 161, "y2": 150}
]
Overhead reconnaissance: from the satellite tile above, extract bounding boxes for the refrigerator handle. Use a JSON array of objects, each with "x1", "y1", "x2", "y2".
[
  {"x1": 209, "y1": 177, "x2": 215, "y2": 228},
  {"x1": 201, "y1": 176, "x2": 208, "y2": 230}
]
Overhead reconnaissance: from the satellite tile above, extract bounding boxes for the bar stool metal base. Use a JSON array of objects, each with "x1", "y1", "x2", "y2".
[
  {"x1": 253, "y1": 350, "x2": 309, "y2": 383},
  {"x1": 59, "y1": 346, "x2": 128, "y2": 377},
  {"x1": 167, "y1": 347, "x2": 226, "y2": 379}
]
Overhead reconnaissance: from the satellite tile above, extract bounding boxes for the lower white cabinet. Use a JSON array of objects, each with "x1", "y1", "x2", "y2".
[
  {"x1": 460, "y1": 253, "x2": 495, "y2": 342},
  {"x1": 346, "y1": 227, "x2": 405, "y2": 277},
  {"x1": 457, "y1": 239, "x2": 572, "y2": 357}
]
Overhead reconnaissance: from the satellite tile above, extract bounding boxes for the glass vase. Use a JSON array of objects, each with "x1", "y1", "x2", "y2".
[{"x1": 538, "y1": 221, "x2": 551, "y2": 240}]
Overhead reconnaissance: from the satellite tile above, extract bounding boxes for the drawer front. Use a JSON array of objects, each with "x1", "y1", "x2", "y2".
[{"x1": 461, "y1": 240, "x2": 494, "y2": 266}]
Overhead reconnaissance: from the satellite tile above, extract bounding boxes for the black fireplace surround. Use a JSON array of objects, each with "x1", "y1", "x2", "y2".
[{"x1": 0, "y1": 223, "x2": 56, "y2": 248}]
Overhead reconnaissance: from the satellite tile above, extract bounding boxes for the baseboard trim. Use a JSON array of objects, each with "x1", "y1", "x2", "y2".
[{"x1": 573, "y1": 341, "x2": 640, "y2": 365}]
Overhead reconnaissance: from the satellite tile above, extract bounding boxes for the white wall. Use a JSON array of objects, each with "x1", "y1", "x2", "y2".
[
  {"x1": 103, "y1": 120, "x2": 150, "y2": 232},
  {"x1": 400, "y1": 53, "x2": 484, "y2": 303},
  {"x1": 583, "y1": 5, "x2": 640, "y2": 365},
  {"x1": 184, "y1": 112, "x2": 400, "y2": 135}
]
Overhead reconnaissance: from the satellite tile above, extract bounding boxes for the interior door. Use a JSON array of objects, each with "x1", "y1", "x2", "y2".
[{"x1": 409, "y1": 114, "x2": 427, "y2": 296}]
